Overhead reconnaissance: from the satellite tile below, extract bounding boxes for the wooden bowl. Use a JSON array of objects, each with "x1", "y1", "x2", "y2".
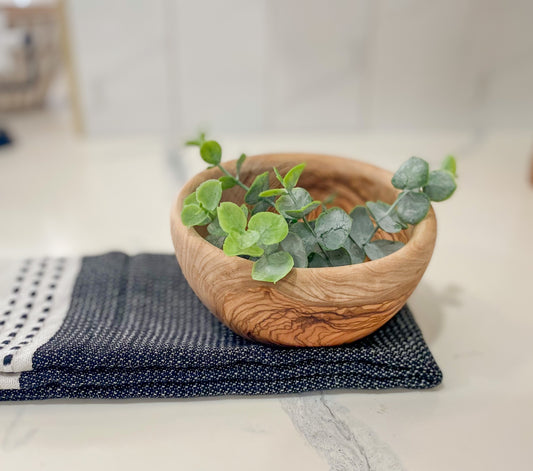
[{"x1": 170, "y1": 153, "x2": 437, "y2": 347}]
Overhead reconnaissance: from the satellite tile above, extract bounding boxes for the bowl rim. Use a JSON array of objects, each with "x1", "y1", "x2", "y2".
[{"x1": 171, "y1": 152, "x2": 437, "y2": 279}]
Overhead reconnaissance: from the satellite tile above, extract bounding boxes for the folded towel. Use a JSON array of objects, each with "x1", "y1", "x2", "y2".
[{"x1": 0, "y1": 253, "x2": 442, "y2": 401}]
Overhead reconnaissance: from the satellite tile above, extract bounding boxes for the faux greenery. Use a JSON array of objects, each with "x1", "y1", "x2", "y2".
[{"x1": 181, "y1": 134, "x2": 457, "y2": 283}]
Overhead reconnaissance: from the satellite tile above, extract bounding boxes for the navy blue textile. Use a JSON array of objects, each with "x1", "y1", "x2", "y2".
[{"x1": 0, "y1": 253, "x2": 442, "y2": 400}]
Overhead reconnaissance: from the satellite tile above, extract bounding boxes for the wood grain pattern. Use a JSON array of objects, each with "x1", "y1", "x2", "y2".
[{"x1": 170, "y1": 153, "x2": 437, "y2": 347}]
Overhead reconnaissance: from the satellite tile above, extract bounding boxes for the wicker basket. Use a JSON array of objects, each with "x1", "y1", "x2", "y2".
[{"x1": 0, "y1": 5, "x2": 61, "y2": 111}]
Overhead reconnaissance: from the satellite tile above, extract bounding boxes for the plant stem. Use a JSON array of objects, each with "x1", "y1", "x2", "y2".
[
  {"x1": 361, "y1": 191, "x2": 408, "y2": 246},
  {"x1": 217, "y1": 164, "x2": 249, "y2": 191},
  {"x1": 301, "y1": 216, "x2": 334, "y2": 266},
  {"x1": 285, "y1": 188, "x2": 333, "y2": 266}
]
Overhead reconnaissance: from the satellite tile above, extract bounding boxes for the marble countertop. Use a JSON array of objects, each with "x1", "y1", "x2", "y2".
[{"x1": 0, "y1": 114, "x2": 532, "y2": 470}]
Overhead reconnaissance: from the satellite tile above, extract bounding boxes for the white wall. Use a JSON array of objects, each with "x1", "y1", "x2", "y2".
[{"x1": 68, "y1": 0, "x2": 533, "y2": 136}]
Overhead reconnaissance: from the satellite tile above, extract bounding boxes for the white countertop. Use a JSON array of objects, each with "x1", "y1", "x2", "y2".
[{"x1": 0, "y1": 113, "x2": 532, "y2": 470}]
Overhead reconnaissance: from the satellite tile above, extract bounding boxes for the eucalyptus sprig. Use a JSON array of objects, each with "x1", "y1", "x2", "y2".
[{"x1": 181, "y1": 134, "x2": 457, "y2": 283}]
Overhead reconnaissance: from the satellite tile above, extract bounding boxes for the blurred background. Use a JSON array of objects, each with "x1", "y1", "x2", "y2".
[{"x1": 0, "y1": 0, "x2": 532, "y2": 255}]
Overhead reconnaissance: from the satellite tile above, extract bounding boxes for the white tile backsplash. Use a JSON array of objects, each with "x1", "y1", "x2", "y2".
[{"x1": 67, "y1": 0, "x2": 533, "y2": 135}]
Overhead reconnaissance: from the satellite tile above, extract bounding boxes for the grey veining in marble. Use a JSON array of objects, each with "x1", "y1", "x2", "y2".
[{"x1": 280, "y1": 394, "x2": 404, "y2": 471}]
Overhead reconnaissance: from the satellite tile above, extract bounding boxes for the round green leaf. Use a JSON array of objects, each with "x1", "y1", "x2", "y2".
[
  {"x1": 206, "y1": 234, "x2": 225, "y2": 249},
  {"x1": 240, "y1": 204, "x2": 249, "y2": 219},
  {"x1": 343, "y1": 237, "x2": 365, "y2": 264},
  {"x1": 364, "y1": 240, "x2": 405, "y2": 260},
  {"x1": 207, "y1": 217, "x2": 226, "y2": 236},
  {"x1": 314, "y1": 208, "x2": 352, "y2": 250},
  {"x1": 219, "y1": 175, "x2": 237, "y2": 190},
  {"x1": 223, "y1": 233, "x2": 263, "y2": 257},
  {"x1": 280, "y1": 232, "x2": 308, "y2": 268},
  {"x1": 262, "y1": 243, "x2": 279, "y2": 255},
  {"x1": 423, "y1": 170, "x2": 457, "y2": 202},
  {"x1": 199, "y1": 140, "x2": 222, "y2": 165},
  {"x1": 396, "y1": 191, "x2": 431, "y2": 225},
  {"x1": 251, "y1": 200, "x2": 271, "y2": 215},
  {"x1": 366, "y1": 201, "x2": 406, "y2": 233},
  {"x1": 283, "y1": 163, "x2": 306, "y2": 191},
  {"x1": 183, "y1": 192, "x2": 198, "y2": 206},
  {"x1": 284, "y1": 200, "x2": 321, "y2": 219},
  {"x1": 217, "y1": 202, "x2": 247, "y2": 234},
  {"x1": 252, "y1": 251, "x2": 294, "y2": 283},
  {"x1": 308, "y1": 253, "x2": 329, "y2": 268},
  {"x1": 181, "y1": 204, "x2": 210, "y2": 226},
  {"x1": 258, "y1": 188, "x2": 287, "y2": 198},
  {"x1": 235, "y1": 230, "x2": 260, "y2": 249},
  {"x1": 248, "y1": 212, "x2": 289, "y2": 245},
  {"x1": 391, "y1": 157, "x2": 429, "y2": 189},
  {"x1": 245, "y1": 171, "x2": 269, "y2": 204},
  {"x1": 349, "y1": 206, "x2": 375, "y2": 246},
  {"x1": 441, "y1": 155, "x2": 457, "y2": 177},
  {"x1": 196, "y1": 179, "x2": 222, "y2": 212},
  {"x1": 185, "y1": 132, "x2": 206, "y2": 147},
  {"x1": 275, "y1": 188, "x2": 313, "y2": 219},
  {"x1": 289, "y1": 222, "x2": 320, "y2": 255},
  {"x1": 325, "y1": 247, "x2": 352, "y2": 267}
]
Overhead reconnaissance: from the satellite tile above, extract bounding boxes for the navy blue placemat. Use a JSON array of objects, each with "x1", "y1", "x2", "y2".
[{"x1": 0, "y1": 253, "x2": 442, "y2": 400}]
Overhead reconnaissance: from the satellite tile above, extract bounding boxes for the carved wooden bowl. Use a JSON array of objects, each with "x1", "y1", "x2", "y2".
[{"x1": 170, "y1": 153, "x2": 437, "y2": 347}]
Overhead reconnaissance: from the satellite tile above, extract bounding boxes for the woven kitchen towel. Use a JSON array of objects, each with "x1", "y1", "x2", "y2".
[{"x1": 0, "y1": 253, "x2": 442, "y2": 401}]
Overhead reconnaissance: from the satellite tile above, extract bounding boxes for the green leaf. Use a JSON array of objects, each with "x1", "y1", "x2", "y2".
[
  {"x1": 206, "y1": 234, "x2": 225, "y2": 249},
  {"x1": 366, "y1": 201, "x2": 407, "y2": 233},
  {"x1": 342, "y1": 237, "x2": 365, "y2": 264},
  {"x1": 217, "y1": 202, "x2": 247, "y2": 234},
  {"x1": 280, "y1": 232, "x2": 308, "y2": 268},
  {"x1": 325, "y1": 247, "x2": 352, "y2": 267},
  {"x1": 181, "y1": 204, "x2": 210, "y2": 226},
  {"x1": 258, "y1": 188, "x2": 287, "y2": 198},
  {"x1": 396, "y1": 191, "x2": 430, "y2": 225},
  {"x1": 275, "y1": 188, "x2": 314, "y2": 219},
  {"x1": 240, "y1": 204, "x2": 249, "y2": 219},
  {"x1": 391, "y1": 157, "x2": 429, "y2": 189},
  {"x1": 289, "y1": 221, "x2": 320, "y2": 255},
  {"x1": 236, "y1": 153, "x2": 246, "y2": 178},
  {"x1": 207, "y1": 216, "x2": 226, "y2": 236},
  {"x1": 200, "y1": 140, "x2": 222, "y2": 165},
  {"x1": 441, "y1": 155, "x2": 457, "y2": 177},
  {"x1": 245, "y1": 171, "x2": 270, "y2": 204},
  {"x1": 248, "y1": 212, "x2": 289, "y2": 245},
  {"x1": 262, "y1": 243, "x2": 279, "y2": 255},
  {"x1": 185, "y1": 132, "x2": 206, "y2": 147},
  {"x1": 251, "y1": 199, "x2": 271, "y2": 215},
  {"x1": 219, "y1": 175, "x2": 237, "y2": 190},
  {"x1": 236, "y1": 230, "x2": 260, "y2": 248},
  {"x1": 223, "y1": 233, "x2": 263, "y2": 257},
  {"x1": 252, "y1": 251, "x2": 294, "y2": 283},
  {"x1": 349, "y1": 206, "x2": 375, "y2": 246},
  {"x1": 365, "y1": 240, "x2": 405, "y2": 260},
  {"x1": 283, "y1": 163, "x2": 306, "y2": 191},
  {"x1": 196, "y1": 179, "x2": 222, "y2": 212},
  {"x1": 308, "y1": 253, "x2": 329, "y2": 268},
  {"x1": 423, "y1": 170, "x2": 457, "y2": 202},
  {"x1": 183, "y1": 192, "x2": 198, "y2": 206},
  {"x1": 284, "y1": 201, "x2": 321, "y2": 219},
  {"x1": 273, "y1": 167, "x2": 284, "y2": 185},
  {"x1": 314, "y1": 208, "x2": 352, "y2": 250}
]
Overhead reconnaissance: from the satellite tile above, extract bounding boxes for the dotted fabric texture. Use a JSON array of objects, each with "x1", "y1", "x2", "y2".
[{"x1": 0, "y1": 253, "x2": 442, "y2": 401}]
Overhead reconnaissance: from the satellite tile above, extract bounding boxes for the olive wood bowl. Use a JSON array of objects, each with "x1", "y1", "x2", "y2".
[{"x1": 170, "y1": 153, "x2": 437, "y2": 347}]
